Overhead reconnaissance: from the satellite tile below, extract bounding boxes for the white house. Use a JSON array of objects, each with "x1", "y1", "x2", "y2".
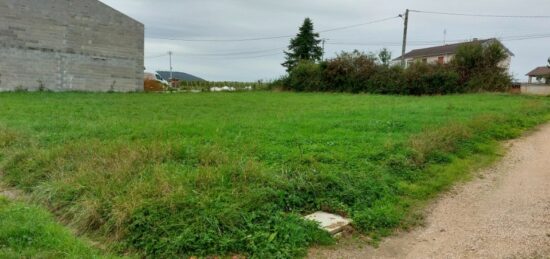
[
  {"x1": 393, "y1": 38, "x2": 514, "y2": 70},
  {"x1": 522, "y1": 66, "x2": 550, "y2": 96},
  {"x1": 526, "y1": 66, "x2": 550, "y2": 84}
]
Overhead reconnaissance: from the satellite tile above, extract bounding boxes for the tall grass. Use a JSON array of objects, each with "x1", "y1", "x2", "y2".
[{"x1": 0, "y1": 92, "x2": 548, "y2": 257}]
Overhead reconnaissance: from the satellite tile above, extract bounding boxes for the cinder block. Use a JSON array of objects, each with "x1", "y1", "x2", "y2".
[{"x1": 0, "y1": 0, "x2": 144, "y2": 92}]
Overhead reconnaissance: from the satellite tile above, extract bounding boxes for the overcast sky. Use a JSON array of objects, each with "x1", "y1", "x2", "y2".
[{"x1": 100, "y1": 0, "x2": 550, "y2": 82}]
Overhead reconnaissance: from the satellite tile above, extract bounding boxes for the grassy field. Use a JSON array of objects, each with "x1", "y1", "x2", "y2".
[
  {"x1": 0, "y1": 92, "x2": 549, "y2": 258},
  {"x1": 0, "y1": 197, "x2": 118, "y2": 258}
]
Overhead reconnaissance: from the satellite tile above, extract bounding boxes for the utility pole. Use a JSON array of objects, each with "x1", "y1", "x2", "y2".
[
  {"x1": 321, "y1": 39, "x2": 327, "y2": 60},
  {"x1": 168, "y1": 51, "x2": 173, "y2": 87},
  {"x1": 168, "y1": 51, "x2": 173, "y2": 80},
  {"x1": 400, "y1": 9, "x2": 409, "y2": 68}
]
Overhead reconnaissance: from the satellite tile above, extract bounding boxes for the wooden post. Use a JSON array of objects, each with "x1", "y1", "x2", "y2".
[{"x1": 401, "y1": 9, "x2": 409, "y2": 68}]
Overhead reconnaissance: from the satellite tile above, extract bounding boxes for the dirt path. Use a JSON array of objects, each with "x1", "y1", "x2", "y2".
[{"x1": 310, "y1": 123, "x2": 550, "y2": 259}]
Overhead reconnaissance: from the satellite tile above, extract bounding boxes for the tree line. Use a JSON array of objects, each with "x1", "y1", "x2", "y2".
[{"x1": 276, "y1": 18, "x2": 513, "y2": 95}]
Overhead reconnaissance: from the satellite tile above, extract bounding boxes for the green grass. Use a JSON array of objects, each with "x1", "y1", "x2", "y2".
[
  {"x1": 0, "y1": 92, "x2": 549, "y2": 258},
  {"x1": 0, "y1": 197, "x2": 118, "y2": 258}
]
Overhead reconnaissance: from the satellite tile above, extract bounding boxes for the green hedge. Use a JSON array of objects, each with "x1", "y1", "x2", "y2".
[{"x1": 281, "y1": 42, "x2": 512, "y2": 95}]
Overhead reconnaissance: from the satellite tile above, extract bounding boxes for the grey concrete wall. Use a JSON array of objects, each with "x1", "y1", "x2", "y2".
[
  {"x1": 521, "y1": 84, "x2": 550, "y2": 96},
  {"x1": 0, "y1": 0, "x2": 144, "y2": 92}
]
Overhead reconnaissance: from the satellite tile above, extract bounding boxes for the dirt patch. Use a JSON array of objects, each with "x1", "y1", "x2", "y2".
[
  {"x1": 0, "y1": 169, "x2": 22, "y2": 200},
  {"x1": 0, "y1": 189, "x2": 20, "y2": 200},
  {"x1": 0, "y1": 180, "x2": 22, "y2": 200},
  {"x1": 310, "y1": 123, "x2": 550, "y2": 258}
]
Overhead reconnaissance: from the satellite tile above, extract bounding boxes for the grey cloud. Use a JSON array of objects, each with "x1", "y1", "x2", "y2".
[{"x1": 101, "y1": 0, "x2": 550, "y2": 81}]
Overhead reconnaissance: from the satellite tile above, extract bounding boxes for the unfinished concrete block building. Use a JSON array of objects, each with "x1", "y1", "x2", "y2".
[{"x1": 0, "y1": 0, "x2": 144, "y2": 92}]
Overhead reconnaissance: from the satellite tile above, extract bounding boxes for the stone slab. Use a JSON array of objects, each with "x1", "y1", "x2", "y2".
[{"x1": 305, "y1": 211, "x2": 352, "y2": 235}]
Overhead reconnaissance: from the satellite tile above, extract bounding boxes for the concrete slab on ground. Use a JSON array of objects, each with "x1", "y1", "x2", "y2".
[{"x1": 305, "y1": 211, "x2": 352, "y2": 235}]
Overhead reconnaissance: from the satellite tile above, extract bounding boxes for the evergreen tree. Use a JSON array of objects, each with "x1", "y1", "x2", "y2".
[
  {"x1": 282, "y1": 18, "x2": 324, "y2": 72},
  {"x1": 378, "y1": 48, "x2": 392, "y2": 67}
]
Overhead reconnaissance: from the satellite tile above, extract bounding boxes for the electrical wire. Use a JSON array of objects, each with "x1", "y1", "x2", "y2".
[
  {"x1": 145, "y1": 53, "x2": 169, "y2": 59},
  {"x1": 326, "y1": 33, "x2": 550, "y2": 47},
  {"x1": 317, "y1": 16, "x2": 400, "y2": 33},
  {"x1": 146, "y1": 33, "x2": 550, "y2": 60},
  {"x1": 146, "y1": 47, "x2": 286, "y2": 59},
  {"x1": 145, "y1": 16, "x2": 400, "y2": 42},
  {"x1": 184, "y1": 47, "x2": 285, "y2": 57},
  {"x1": 226, "y1": 52, "x2": 284, "y2": 59},
  {"x1": 409, "y1": 10, "x2": 550, "y2": 19}
]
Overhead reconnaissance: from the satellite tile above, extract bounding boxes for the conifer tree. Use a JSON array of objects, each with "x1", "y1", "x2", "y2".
[{"x1": 282, "y1": 18, "x2": 323, "y2": 72}]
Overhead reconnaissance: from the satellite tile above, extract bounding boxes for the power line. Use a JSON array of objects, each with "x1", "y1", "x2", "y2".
[
  {"x1": 146, "y1": 32, "x2": 550, "y2": 60},
  {"x1": 185, "y1": 47, "x2": 285, "y2": 57},
  {"x1": 229, "y1": 52, "x2": 284, "y2": 59},
  {"x1": 318, "y1": 16, "x2": 399, "y2": 33},
  {"x1": 146, "y1": 47, "x2": 285, "y2": 59},
  {"x1": 326, "y1": 33, "x2": 550, "y2": 47},
  {"x1": 409, "y1": 10, "x2": 550, "y2": 19},
  {"x1": 165, "y1": 51, "x2": 284, "y2": 60},
  {"x1": 144, "y1": 16, "x2": 400, "y2": 42},
  {"x1": 146, "y1": 53, "x2": 169, "y2": 59},
  {"x1": 500, "y1": 34, "x2": 550, "y2": 41},
  {"x1": 184, "y1": 50, "x2": 283, "y2": 59},
  {"x1": 147, "y1": 34, "x2": 291, "y2": 43}
]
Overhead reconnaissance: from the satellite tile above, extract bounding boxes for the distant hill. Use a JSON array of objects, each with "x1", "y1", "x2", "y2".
[{"x1": 157, "y1": 71, "x2": 206, "y2": 82}]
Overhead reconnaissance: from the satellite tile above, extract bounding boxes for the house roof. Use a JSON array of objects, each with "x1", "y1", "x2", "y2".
[
  {"x1": 526, "y1": 66, "x2": 550, "y2": 77},
  {"x1": 157, "y1": 71, "x2": 206, "y2": 82},
  {"x1": 394, "y1": 38, "x2": 514, "y2": 61}
]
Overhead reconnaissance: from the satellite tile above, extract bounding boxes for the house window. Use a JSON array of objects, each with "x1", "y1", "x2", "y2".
[
  {"x1": 438, "y1": 56, "x2": 444, "y2": 64},
  {"x1": 422, "y1": 58, "x2": 428, "y2": 63}
]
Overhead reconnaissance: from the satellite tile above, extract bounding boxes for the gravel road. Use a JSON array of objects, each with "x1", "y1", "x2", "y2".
[{"x1": 310, "y1": 123, "x2": 550, "y2": 259}]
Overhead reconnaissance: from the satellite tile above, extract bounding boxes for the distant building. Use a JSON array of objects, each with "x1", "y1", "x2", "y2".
[
  {"x1": 522, "y1": 66, "x2": 550, "y2": 95},
  {"x1": 526, "y1": 66, "x2": 550, "y2": 84},
  {"x1": 393, "y1": 38, "x2": 514, "y2": 70},
  {"x1": 157, "y1": 71, "x2": 205, "y2": 83},
  {"x1": 0, "y1": 0, "x2": 144, "y2": 92}
]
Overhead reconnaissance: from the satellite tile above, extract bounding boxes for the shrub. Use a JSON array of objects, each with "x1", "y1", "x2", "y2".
[
  {"x1": 323, "y1": 50, "x2": 378, "y2": 93},
  {"x1": 144, "y1": 79, "x2": 164, "y2": 92},
  {"x1": 452, "y1": 41, "x2": 511, "y2": 91},
  {"x1": 403, "y1": 63, "x2": 432, "y2": 95},
  {"x1": 403, "y1": 63, "x2": 460, "y2": 95},
  {"x1": 366, "y1": 66, "x2": 405, "y2": 94},
  {"x1": 466, "y1": 71, "x2": 512, "y2": 92},
  {"x1": 278, "y1": 43, "x2": 511, "y2": 95},
  {"x1": 268, "y1": 75, "x2": 290, "y2": 91},
  {"x1": 287, "y1": 61, "x2": 323, "y2": 92},
  {"x1": 452, "y1": 43, "x2": 484, "y2": 83}
]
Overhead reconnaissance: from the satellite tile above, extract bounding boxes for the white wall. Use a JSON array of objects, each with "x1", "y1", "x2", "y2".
[
  {"x1": 521, "y1": 85, "x2": 550, "y2": 96},
  {"x1": 401, "y1": 53, "x2": 511, "y2": 71},
  {"x1": 403, "y1": 54, "x2": 454, "y2": 68}
]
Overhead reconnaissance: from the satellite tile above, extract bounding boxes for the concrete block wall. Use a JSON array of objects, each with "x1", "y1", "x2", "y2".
[
  {"x1": 0, "y1": 0, "x2": 144, "y2": 92},
  {"x1": 521, "y1": 84, "x2": 550, "y2": 96}
]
